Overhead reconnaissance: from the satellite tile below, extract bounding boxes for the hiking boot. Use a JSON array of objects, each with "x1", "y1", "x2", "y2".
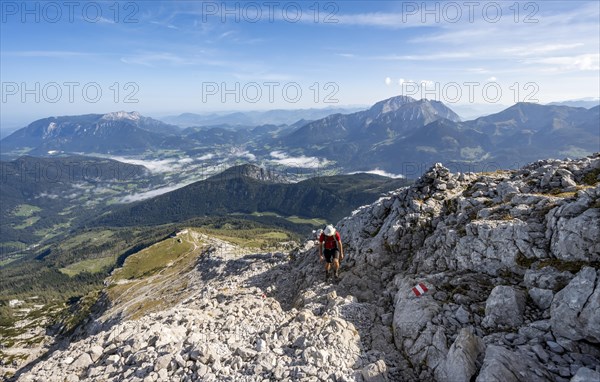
[
  {"x1": 325, "y1": 270, "x2": 330, "y2": 280},
  {"x1": 334, "y1": 270, "x2": 340, "y2": 279}
]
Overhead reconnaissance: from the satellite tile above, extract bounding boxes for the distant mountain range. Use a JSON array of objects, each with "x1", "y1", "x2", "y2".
[
  {"x1": 547, "y1": 98, "x2": 600, "y2": 109},
  {"x1": 1, "y1": 97, "x2": 598, "y2": 176},
  {"x1": 160, "y1": 107, "x2": 366, "y2": 128},
  {"x1": 278, "y1": 98, "x2": 599, "y2": 174}
]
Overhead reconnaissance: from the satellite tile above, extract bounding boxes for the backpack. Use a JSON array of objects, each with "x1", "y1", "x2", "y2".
[{"x1": 320, "y1": 231, "x2": 339, "y2": 250}]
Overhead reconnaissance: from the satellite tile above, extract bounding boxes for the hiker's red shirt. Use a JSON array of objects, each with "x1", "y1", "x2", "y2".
[{"x1": 319, "y1": 232, "x2": 341, "y2": 250}]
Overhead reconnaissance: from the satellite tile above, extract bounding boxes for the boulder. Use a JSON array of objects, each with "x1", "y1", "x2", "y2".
[
  {"x1": 482, "y1": 286, "x2": 526, "y2": 328},
  {"x1": 361, "y1": 360, "x2": 388, "y2": 382},
  {"x1": 529, "y1": 288, "x2": 554, "y2": 310},
  {"x1": 570, "y1": 367, "x2": 600, "y2": 382},
  {"x1": 443, "y1": 328, "x2": 485, "y2": 382},
  {"x1": 551, "y1": 267, "x2": 600, "y2": 343},
  {"x1": 476, "y1": 345, "x2": 554, "y2": 382}
]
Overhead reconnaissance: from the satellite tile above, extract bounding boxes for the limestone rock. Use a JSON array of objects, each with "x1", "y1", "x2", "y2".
[
  {"x1": 551, "y1": 267, "x2": 600, "y2": 343},
  {"x1": 529, "y1": 288, "x2": 554, "y2": 310},
  {"x1": 71, "y1": 353, "x2": 93, "y2": 370},
  {"x1": 476, "y1": 345, "x2": 554, "y2": 382},
  {"x1": 361, "y1": 360, "x2": 388, "y2": 382},
  {"x1": 443, "y1": 328, "x2": 485, "y2": 382},
  {"x1": 570, "y1": 367, "x2": 600, "y2": 382},
  {"x1": 483, "y1": 286, "x2": 526, "y2": 328}
]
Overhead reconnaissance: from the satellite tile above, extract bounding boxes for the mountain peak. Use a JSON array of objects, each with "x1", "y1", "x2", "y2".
[
  {"x1": 209, "y1": 164, "x2": 287, "y2": 183},
  {"x1": 368, "y1": 95, "x2": 417, "y2": 115},
  {"x1": 100, "y1": 111, "x2": 142, "y2": 121}
]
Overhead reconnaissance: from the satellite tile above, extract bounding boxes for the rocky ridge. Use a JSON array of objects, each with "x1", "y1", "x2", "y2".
[{"x1": 11, "y1": 154, "x2": 600, "y2": 382}]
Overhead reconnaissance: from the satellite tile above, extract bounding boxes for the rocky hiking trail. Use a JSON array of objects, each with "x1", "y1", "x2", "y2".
[{"x1": 10, "y1": 154, "x2": 600, "y2": 382}]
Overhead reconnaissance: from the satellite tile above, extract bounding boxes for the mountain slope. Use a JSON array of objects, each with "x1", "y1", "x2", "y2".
[
  {"x1": 9, "y1": 154, "x2": 600, "y2": 382},
  {"x1": 0, "y1": 112, "x2": 183, "y2": 155},
  {"x1": 468, "y1": 102, "x2": 594, "y2": 143},
  {"x1": 94, "y1": 164, "x2": 410, "y2": 226},
  {"x1": 272, "y1": 99, "x2": 599, "y2": 175},
  {"x1": 283, "y1": 96, "x2": 461, "y2": 146},
  {"x1": 463, "y1": 103, "x2": 600, "y2": 166},
  {"x1": 364, "y1": 118, "x2": 494, "y2": 172},
  {"x1": 0, "y1": 155, "x2": 155, "y2": 256}
]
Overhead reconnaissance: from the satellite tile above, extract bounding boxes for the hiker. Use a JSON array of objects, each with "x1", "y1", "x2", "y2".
[{"x1": 318, "y1": 224, "x2": 344, "y2": 280}]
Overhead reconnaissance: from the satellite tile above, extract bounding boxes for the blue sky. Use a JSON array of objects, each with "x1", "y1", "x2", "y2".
[{"x1": 1, "y1": 1, "x2": 599, "y2": 127}]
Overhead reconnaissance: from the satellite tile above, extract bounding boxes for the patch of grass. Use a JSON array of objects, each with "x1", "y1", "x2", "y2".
[
  {"x1": 13, "y1": 216, "x2": 40, "y2": 229},
  {"x1": 582, "y1": 168, "x2": 600, "y2": 186},
  {"x1": 286, "y1": 216, "x2": 327, "y2": 226},
  {"x1": 497, "y1": 212, "x2": 514, "y2": 221},
  {"x1": 549, "y1": 190, "x2": 577, "y2": 198},
  {"x1": 59, "y1": 256, "x2": 116, "y2": 277},
  {"x1": 249, "y1": 211, "x2": 325, "y2": 227},
  {"x1": 12, "y1": 204, "x2": 42, "y2": 217},
  {"x1": 106, "y1": 230, "x2": 203, "y2": 321},
  {"x1": 196, "y1": 226, "x2": 295, "y2": 249},
  {"x1": 468, "y1": 211, "x2": 478, "y2": 221},
  {"x1": 515, "y1": 251, "x2": 535, "y2": 268},
  {"x1": 60, "y1": 230, "x2": 115, "y2": 251},
  {"x1": 258, "y1": 232, "x2": 289, "y2": 240},
  {"x1": 443, "y1": 198, "x2": 458, "y2": 214},
  {"x1": 112, "y1": 237, "x2": 193, "y2": 281},
  {"x1": 480, "y1": 170, "x2": 511, "y2": 176},
  {"x1": 130, "y1": 299, "x2": 163, "y2": 321},
  {"x1": 0, "y1": 257, "x2": 19, "y2": 267},
  {"x1": 250, "y1": 211, "x2": 280, "y2": 217},
  {"x1": 56, "y1": 290, "x2": 102, "y2": 335},
  {"x1": 536, "y1": 259, "x2": 599, "y2": 273},
  {"x1": 35, "y1": 222, "x2": 72, "y2": 239}
]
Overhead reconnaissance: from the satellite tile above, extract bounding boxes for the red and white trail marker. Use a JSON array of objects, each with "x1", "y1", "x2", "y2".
[{"x1": 412, "y1": 283, "x2": 428, "y2": 297}]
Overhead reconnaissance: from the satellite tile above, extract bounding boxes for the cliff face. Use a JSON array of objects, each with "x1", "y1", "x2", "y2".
[
  {"x1": 334, "y1": 154, "x2": 600, "y2": 381},
  {"x1": 13, "y1": 154, "x2": 600, "y2": 382}
]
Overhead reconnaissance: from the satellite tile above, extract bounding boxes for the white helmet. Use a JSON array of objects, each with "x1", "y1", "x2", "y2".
[{"x1": 324, "y1": 224, "x2": 336, "y2": 236}]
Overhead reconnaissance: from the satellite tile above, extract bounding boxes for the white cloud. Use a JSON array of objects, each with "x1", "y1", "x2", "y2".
[
  {"x1": 270, "y1": 151, "x2": 287, "y2": 160},
  {"x1": 120, "y1": 52, "x2": 198, "y2": 67},
  {"x1": 385, "y1": 77, "x2": 392, "y2": 86},
  {"x1": 526, "y1": 54, "x2": 600, "y2": 72},
  {"x1": 119, "y1": 183, "x2": 192, "y2": 203},
  {"x1": 105, "y1": 156, "x2": 192, "y2": 173},
  {"x1": 371, "y1": 52, "x2": 471, "y2": 61},
  {"x1": 335, "y1": 11, "x2": 441, "y2": 29},
  {"x1": 269, "y1": 151, "x2": 330, "y2": 168},
  {"x1": 503, "y1": 43, "x2": 585, "y2": 57},
  {"x1": 36, "y1": 192, "x2": 59, "y2": 199},
  {"x1": 229, "y1": 148, "x2": 256, "y2": 161},
  {"x1": 487, "y1": 76, "x2": 497, "y2": 82},
  {"x1": 218, "y1": 30, "x2": 236, "y2": 39},
  {"x1": 349, "y1": 169, "x2": 405, "y2": 178},
  {"x1": 467, "y1": 67, "x2": 491, "y2": 74}
]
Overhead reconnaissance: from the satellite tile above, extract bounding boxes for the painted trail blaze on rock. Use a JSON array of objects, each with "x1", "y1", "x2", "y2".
[{"x1": 412, "y1": 283, "x2": 428, "y2": 297}]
